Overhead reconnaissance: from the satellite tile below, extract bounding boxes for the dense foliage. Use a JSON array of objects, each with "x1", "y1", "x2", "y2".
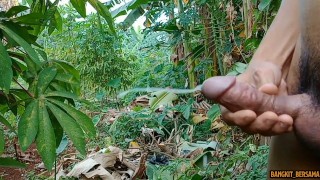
[{"x1": 0, "y1": 0, "x2": 281, "y2": 179}]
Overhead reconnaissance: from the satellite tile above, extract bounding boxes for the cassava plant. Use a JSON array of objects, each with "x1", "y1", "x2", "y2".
[{"x1": 0, "y1": 0, "x2": 116, "y2": 169}]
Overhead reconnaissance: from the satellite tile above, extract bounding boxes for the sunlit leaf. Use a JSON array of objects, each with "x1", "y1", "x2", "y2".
[
  {"x1": 0, "y1": 24, "x2": 41, "y2": 66},
  {"x1": 48, "y1": 98, "x2": 96, "y2": 138},
  {"x1": 55, "y1": 73, "x2": 79, "y2": 85},
  {"x1": 70, "y1": 0, "x2": 87, "y2": 18},
  {"x1": 35, "y1": 100, "x2": 56, "y2": 170},
  {"x1": 18, "y1": 100, "x2": 39, "y2": 152},
  {"x1": 149, "y1": 91, "x2": 178, "y2": 111},
  {"x1": 36, "y1": 67, "x2": 57, "y2": 96},
  {"x1": 88, "y1": 0, "x2": 116, "y2": 34},
  {"x1": 258, "y1": 0, "x2": 272, "y2": 11},
  {"x1": 47, "y1": 102, "x2": 86, "y2": 155}
]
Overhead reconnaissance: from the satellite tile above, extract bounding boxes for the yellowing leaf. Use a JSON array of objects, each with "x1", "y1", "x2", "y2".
[
  {"x1": 149, "y1": 91, "x2": 178, "y2": 111},
  {"x1": 192, "y1": 113, "x2": 208, "y2": 124}
]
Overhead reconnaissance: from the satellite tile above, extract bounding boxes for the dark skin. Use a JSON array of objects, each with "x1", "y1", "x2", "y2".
[{"x1": 202, "y1": 0, "x2": 320, "y2": 174}]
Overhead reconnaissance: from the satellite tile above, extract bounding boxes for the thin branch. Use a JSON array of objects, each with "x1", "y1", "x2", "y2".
[{"x1": 13, "y1": 78, "x2": 34, "y2": 98}]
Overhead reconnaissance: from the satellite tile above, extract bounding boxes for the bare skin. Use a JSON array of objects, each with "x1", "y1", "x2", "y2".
[{"x1": 202, "y1": 0, "x2": 320, "y2": 175}]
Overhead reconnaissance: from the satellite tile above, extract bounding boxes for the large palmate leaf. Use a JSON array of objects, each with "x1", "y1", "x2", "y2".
[
  {"x1": 0, "y1": 42, "x2": 12, "y2": 93},
  {"x1": 47, "y1": 102, "x2": 86, "y2": 155},
  {"x1": 36, "y1": 67, "x2": 57, "y2": 96},
  {"x1": 0, "y1": 23, "x2": 41, "y2": 66},
  {"x1": 18, "y1": 100, "x2": 39, "y2": 151},
  {"x1": 48, "y1": 98, "x2": 96, "y2": 138},
  {"x1": 36, "y1": 100, "x2": 56, "y2": 170}
]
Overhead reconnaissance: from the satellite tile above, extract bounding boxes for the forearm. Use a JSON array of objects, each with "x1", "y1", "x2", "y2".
[{"x1": 251, "y1": 0, "x2": 300, "y2": 67}]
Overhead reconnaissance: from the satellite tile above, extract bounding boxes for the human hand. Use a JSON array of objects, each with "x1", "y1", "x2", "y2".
[{"x1": 203, "y1": 62, "x2": 293, "y2": 136}]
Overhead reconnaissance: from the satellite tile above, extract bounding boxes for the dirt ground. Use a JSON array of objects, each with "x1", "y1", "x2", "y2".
[{"x1": 0, "y1": 142, "x2": 42, "y2": 180}]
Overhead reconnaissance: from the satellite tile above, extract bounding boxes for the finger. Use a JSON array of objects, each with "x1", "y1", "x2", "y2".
[
  {"x1": 252, "y1": 63, "x2": 282, "y2": 88},
  {"x1": 245, "y1": 111, "x2": 279, "y2": 135},
  {"x1": 222, "y1": 108, "x2": 257, "y2": 127},
  {"x1": 271, "y1": 114, "x2": 293, "y2": 134},
  {"x1": 259, "y1": 83, "x2": 279, "y2": 95},
  {"x1": 278, "y1": 79, "x2": 288, "y2": 95}
]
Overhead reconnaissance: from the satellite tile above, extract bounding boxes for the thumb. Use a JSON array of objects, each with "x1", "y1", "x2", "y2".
[{"x1": 202, "y1": 76, "x2": 302, "y2": 117}]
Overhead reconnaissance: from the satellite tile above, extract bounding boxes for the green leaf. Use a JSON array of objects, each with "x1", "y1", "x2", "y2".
[
  {"x1": 70, "y1": 0, "x2": 87, "y2": 18},
  {"x1": 106, "y1": 78, "x2": 121, "y2": 88},
  {"x1": 14, "y1": 13, "x2": 45, "y2": 25},
  {"x1": 18, "y1": 100, "x2": 39, "y2": 152},
  {"x1": 54, "y1": 9, "x2": 63, "y2": 32},
  {"x1": 47, "y1": 102, "x2": 86, "y2": 155},
  {"x1": 53, "y1": 60, "x2": 80, "y2": 81},
  {"x1": 88, "y1": 0, "x2": 116, "y2": 34},
  {"x1": 36, "y1": 100, "x2": 56, "y2": 170},
  {"x1": 258, "y1": 0, "x2": 272, "y2": 11},
  {"x1": 45, "y1": 91, "x2": 79, "y2": 100},
  {"x1": 207, "y1": 104, "x2": 220, "y2": 121},
  {"x1": 56, "y1": 135, "x2": 68, "y2": 155},
  {"x1": 0, "y1": 158, "x2": 26, "y2": 168},
  {"x1": 55, "y1": 73, "x2": 79, "y2": 85},
  {"x1": 36, "y1": 67, "x2": 57, "y2": 96},
  {"x1": 0, "y1": 126, "x2": 4, "y2": 155},
  {"x1": 0, "y1": 42, "x2": 13, "y2": 94},
  {"x1": 149, "y1": 91, "x2": 178, "y2": 111},
  {"x1": 5, "y1": 5, "x2": 29, "y2": 17},
  {"x1": 0, "y1": 24, "x2": 41, "y2": 66},
  {"x1": 48, "y1": 98, "x2": 96, "y2": 138}
]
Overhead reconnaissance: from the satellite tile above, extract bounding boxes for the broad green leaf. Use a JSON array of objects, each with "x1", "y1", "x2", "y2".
[
  {"x1": 18, "y1": 100, "x2": 39, "y2": 152},
  {"x1": 88, "y1": 0, "x2": 116, "y2": 34},
  {"x1": 5, "y1": 6, "x2": 29, "y2": 17},
  {"x1": 36, "y1": 67, "x2": 57, "y2": 96},
  {"x1": 70, "y1": 0, "x2": 87, "y2": 18},
  {"x1": 0, "y1": 24, "x2": 41, "y2": 66},
  {"x1": 47, "y1": 102, "x2": 86, "y2": 155},
  {"x1": 45, "y1": 91, "x2": 79, "y2": 100},
  {"x1": 55, "y1": 73, "x2": 79, "y2": 85},
  {"x1": 14, "y1": 13, "x2": 45, "y2": 25},
  {"x1": 258, "y1": 0, "x2": 272, "y2": 11},
  {"x1": 53, "y1": 60, "x2": 80, "y2": 81},
  {"x1": 48, "y1": 98, "x2": 96, "y2": 138},
  {"x1": 0, "y1": 126, "x2": 4, "y2": 155},
  {"x1": 0, "y1": 158, "x2": 26, "y2": 168},
  {"x1": 36, "y1": 100, "x2": 56, "y2": 170},
  {"x1": 54, "y1": 9, "x2": 63, "y2": 31},
  {"x1": 149, "y1": 91, "x2": 178, "y2": 111},
  {"x1": 0, "y1": 42, "x2": 13, "y2": 93}
]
